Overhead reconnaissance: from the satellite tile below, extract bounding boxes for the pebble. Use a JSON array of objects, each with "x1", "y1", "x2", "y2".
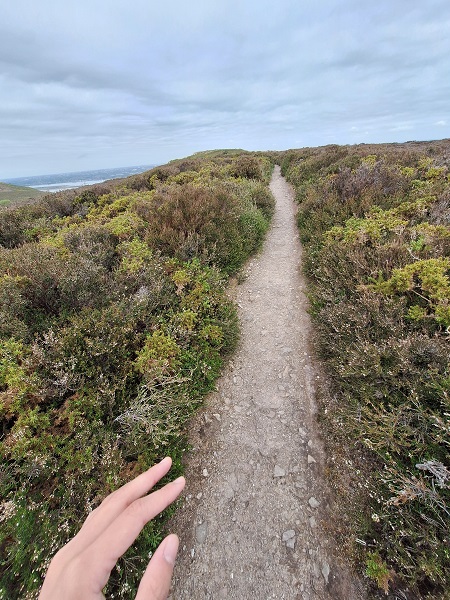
[
  {"x1": 202, "y1": 468, "x2": 209, "y2": 477},
  {"x1": 308, "y1": 497, "x2": 320, "y2": 508},
  {"x1": 312, "y1": 562, "x2": 321, "y2": 578},
  {"x1": 224, "y1": 486, "x2": 235, "y2": 500},
  {"x1": 195, "y1": 522, "x2": 208, "y2": 544},
  {"x1": 307, "y1": 454, "x2": 316, "y2": 464},
  {"x1": 273, "y1": 465, "x2": 286, "y2": 477},
  {"x1": 321, "y1": 561, "x2": 331, "y2": 584},
  {"x1": 282, "y1": 530, "x2": 296, "y2": 549},
  {"x1": 282, "y1": 529, "x2": 295, "y2": 541},
  {"x1": 309, "y1": 516, "x2": 316, "y2": 528}
]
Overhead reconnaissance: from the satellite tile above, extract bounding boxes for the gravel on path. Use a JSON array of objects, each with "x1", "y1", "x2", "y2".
[{"x1": 168, "y1": 166, "x2": 364, "y2": 600}]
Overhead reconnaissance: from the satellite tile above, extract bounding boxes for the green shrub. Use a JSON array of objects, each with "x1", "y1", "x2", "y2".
[
  {"x1": 117, "y1": 237, "x2": 153, "y2": 274},
  {"x1": 370, "y1": 258, "x2": 450, "y2": 327},
  {"x1": 247, "y1": 181, "x2": 275, "y2": 219},
  {"x1": 229, "y1": 155, "x2": 264, "y2": 180},
  {"x1": 135, "y1": 331, "x2": 181, "y2": 380}
]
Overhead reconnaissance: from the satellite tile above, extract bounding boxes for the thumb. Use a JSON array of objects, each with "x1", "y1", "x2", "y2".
[{"x1": 135, "y1": 535, "x2": 179, "y2": 600}]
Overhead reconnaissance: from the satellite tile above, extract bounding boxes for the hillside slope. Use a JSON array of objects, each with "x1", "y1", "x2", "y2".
[{"x1": 0, "y1": 181, "x2": 45, "y2": 207}]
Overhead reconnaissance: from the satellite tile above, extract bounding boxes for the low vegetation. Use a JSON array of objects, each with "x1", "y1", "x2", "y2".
[
  {"x1": 275, "y1": 141, "x2": 450, "y2": 599},
  {"x1": 0, "y1": 152, "x2": 274, "y2": 598}
]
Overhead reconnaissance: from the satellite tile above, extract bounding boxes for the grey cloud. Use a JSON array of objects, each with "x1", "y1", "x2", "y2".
[{"x1": 1, "y1": 0, "x2": 450, "y2": 178}]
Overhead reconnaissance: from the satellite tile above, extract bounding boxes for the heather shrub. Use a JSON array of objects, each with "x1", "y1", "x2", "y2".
[
  {"x1": 0, "y1": 275, "x2": 29, "y2": 340},
  {"x1": 281, "y1": 142, "x2": 450, "y2": 598},
  {"x1": 0, "y1": 258, "x2": 240, "y2": 598},
  {"x1": 144, "y1": 181, "x2": 270, "y2": 273},
  {"x1": 145, "y1": 183, "x2": 235, "y2": 260},
  {"x1": 0, "y1": 241, "x2": 116, "y2": 334},
  {"x1": 0, "y1": 204, "x2": 47, "y2": 248},
  {"x1": 0, "y1": 151, "x2": 271, "y2": 598},
  {"x1": 37, "y1": 193, "x2": 76, "y2": 218},
  {"x1": 62, "y1": 225, "x2": 118, "y2": 270},
  {"x1": 229, "y1": 155, "x2": 263, "y2": 180},
  {"x1": 0, "y1": 244, "x2": 68, "y2": 333}
]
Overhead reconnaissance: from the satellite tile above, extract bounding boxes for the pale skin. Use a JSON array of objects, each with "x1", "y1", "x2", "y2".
[{"x1": 39, "y1": 457, "x2": 185, "y2": 600}]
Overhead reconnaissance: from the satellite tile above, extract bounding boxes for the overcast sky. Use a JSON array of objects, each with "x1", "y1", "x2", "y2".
[{"x1": 1, "y1": 0, "x2": 449, "y2": 178}]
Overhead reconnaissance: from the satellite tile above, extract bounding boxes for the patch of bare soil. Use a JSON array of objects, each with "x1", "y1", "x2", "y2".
[{"x1": 168, "y1": 167, "x2": 365, "y2": 599}]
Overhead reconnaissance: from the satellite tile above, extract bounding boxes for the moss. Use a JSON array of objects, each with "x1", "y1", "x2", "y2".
[{"x1": 366, "y1": 552, "x2": 392, "y2": 594}]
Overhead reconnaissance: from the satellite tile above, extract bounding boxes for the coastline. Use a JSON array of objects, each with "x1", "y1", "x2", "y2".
[{"x1": 3, "y1": 164, "x2": 154, "y2": 193}]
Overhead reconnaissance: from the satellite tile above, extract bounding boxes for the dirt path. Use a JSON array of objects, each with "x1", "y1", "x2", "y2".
[{"x1": 168, "y1": 167, "x2": 364, "y2": 599}]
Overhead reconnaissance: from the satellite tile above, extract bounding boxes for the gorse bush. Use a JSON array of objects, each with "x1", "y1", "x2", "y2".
[
  {"x1": 0, "y1": 151, "x2": 273, "y2": 598},
  {"x1": 277, "y1": 141, "x2": 450, "y2": 599},
  {"x1": 369, "y1": 257, "x2": 450, "y2": 327}
]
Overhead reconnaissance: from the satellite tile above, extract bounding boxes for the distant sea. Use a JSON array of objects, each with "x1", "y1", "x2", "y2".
[{"x1": 3, "y1": 165, "x2": 155, "y2": 193}]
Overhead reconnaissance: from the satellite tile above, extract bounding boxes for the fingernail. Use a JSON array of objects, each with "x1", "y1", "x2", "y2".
[
  {"x1": 173, "y1": 476, "x2": 185, "y2": 485},
  {"x1": 163, "y1": 535, "x2": 179, "y2": 566}
]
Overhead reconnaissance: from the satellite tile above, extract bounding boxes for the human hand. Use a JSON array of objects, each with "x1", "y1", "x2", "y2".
[{"x1": 39, "y1": 457, "x2": 185, "y2": 600}]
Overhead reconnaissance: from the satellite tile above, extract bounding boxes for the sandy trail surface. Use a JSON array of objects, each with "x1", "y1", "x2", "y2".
[{"x1": 168, "y1": 166, "x2": 363, "y2": 599}]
